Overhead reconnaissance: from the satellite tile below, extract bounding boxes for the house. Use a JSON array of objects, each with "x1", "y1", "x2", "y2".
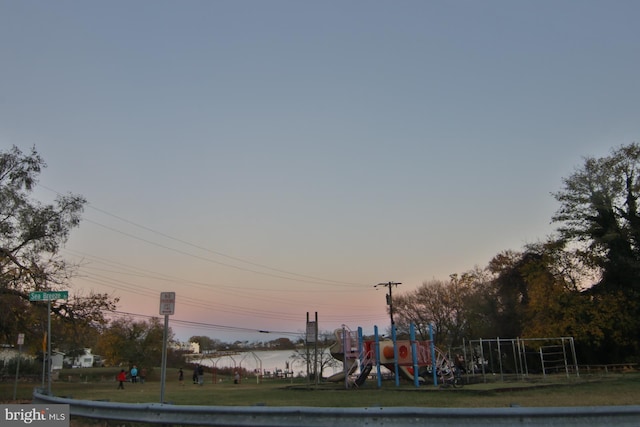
[
  {"x1": 64, "y1": 348, "x2": 103, "y2": 368},
  {"x1": 171, "y1": 341, "x2": 200, "y2": 354},
  {"x1": 0, "y1": 345, "x2": 38, "y2": 363}
]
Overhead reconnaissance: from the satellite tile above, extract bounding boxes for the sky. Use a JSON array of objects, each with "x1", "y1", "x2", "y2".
[{"x1": 2, "y1": 1, "x2": 639, "y2": 343}]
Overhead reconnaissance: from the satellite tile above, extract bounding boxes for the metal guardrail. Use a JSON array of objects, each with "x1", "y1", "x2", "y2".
[{"x1": 33, "y1": 389, "x2": 640, "y2": 426}]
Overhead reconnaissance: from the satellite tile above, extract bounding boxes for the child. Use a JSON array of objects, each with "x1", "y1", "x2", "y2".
[{"x1": 117, "y1": 369, "x2": 126, "y2": 389}]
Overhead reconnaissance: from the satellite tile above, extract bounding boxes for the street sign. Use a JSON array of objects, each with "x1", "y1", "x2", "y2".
[
  {"x1": 29, "y1": 291, "x2": 69, "y2": 301},
  {"x1": 17, "y1": 333, "x2": 24, "y2": 345},
  {"x1": 159, "y1": 292, "x2": 175, "y2": 315}
]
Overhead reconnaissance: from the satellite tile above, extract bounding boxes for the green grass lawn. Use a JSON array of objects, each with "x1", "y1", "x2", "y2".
[{"x1": 3, "y1": 370, "x2": 640, "y2": 408}]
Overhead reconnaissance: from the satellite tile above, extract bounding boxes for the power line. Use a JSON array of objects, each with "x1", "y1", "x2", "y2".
[
  {"x1": 85, "y1": 204, "x2": 366, "y2": 288},
  {"x1": 38, "y1": 185, "x2": 391, "y2": 331},
  {"x1": 65, "y1": 248, "x2": 380, "y2": 315},
  {"x1": 41, "y1": 184, "x2": 368, "y2": 288},
  {"x1": 109, "y1": 310, "x2": 301, "y2": 337}
]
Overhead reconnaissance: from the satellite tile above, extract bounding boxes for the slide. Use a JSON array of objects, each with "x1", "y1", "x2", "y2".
[
  {"x1": 389, "y1": 365, "x2": 426, "y2": 383},
  {"x1": 326, "y1": 359, "x2": 357, "y2": 382}
]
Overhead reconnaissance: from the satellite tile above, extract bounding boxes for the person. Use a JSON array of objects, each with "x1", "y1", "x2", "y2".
[
  {"x1": 179, "y1": 368, "x2": 184, "y2": 386},
  {"x1": 130, "y1": 365, "x2": 138, "y2": 383},
  {"x1": 192, "y1": 366, "x2": 198, "y2": 384},
  {"x1": 197, "y1": 365, "x2": 204, "y2": 385},
  {"x1": 454, "y1": 354, "x2": 466, "y2": 374},
  {"x1": 117, "y1": 369, "x2": 126, "y2": 390},
  {"x1": 234, "y1": 371, "x2": 240, "y2": 384},
  {"x1": 140, "y1": 367, "x2": 147, "y2": 384}
]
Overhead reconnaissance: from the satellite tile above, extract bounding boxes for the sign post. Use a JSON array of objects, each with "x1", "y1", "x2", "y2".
[
  {"x1": 29, "y1": 290, "x2": 68, "y2": 395},
  {"x1": 159, "y1": 292, "x2": 175, "y2": 403},
  {"x1": 13, "y1": 333, "x2": 24, "y2": 400}
]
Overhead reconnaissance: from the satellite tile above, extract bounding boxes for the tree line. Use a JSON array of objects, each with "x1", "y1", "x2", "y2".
[
  {"x1": 2, "y1": 144, "x2": 639, "y2": 366},
  {"x1": 393, "y1": 143, "x2": 640, "y2": 364}
]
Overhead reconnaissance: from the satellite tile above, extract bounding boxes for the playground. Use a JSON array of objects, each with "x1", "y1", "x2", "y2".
[
  {"x1": 324, "y1": 324, "x2": 587, "y2": 390},
  {"x1": 163, "y1": 321, "x2": 623, "y2": 392}
]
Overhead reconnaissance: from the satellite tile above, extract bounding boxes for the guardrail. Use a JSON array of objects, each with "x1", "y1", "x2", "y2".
[{"x1": 33, "y1": 389, "x2": 640, "y2": 426}]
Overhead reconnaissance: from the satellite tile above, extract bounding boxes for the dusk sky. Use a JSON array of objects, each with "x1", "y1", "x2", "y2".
[{"x1": 2, "y1": 1, "x2": 639, "y2": 343}]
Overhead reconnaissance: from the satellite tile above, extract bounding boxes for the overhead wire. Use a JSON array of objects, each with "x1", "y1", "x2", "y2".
[
  {"x1": 39, "y1": 185, "x2": 388, "y2": 334},
  {"x1": 65, "y1": 248, "x2": 379, "y2": 313},
  {"x1": 108, "y1": 310, "x2": 301, "y2": 337},
  {"x1": 85, "y1": 203, "x2": 367, "y2": 287}
]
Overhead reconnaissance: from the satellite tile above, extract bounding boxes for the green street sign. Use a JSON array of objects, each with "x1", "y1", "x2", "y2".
[{"x1": 29, "y1": 291, "x2": 69, "y2": 301}]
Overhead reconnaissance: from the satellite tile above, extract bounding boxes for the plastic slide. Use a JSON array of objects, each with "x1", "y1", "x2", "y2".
[{"x1": 326, "y1": 359, "x2": 357, "y2": 382}]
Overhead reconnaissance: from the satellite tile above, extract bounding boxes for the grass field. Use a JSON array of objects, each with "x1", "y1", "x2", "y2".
[{"x1": 3, "y1": 369, "x2": 640, "y2": 408}]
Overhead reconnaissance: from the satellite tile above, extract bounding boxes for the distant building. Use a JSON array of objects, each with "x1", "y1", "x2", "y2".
[
  {"x1": 63, "y1": 348, "x2": 103, "y2": 368},
  {"x1": 0, "y1": 346, "x2": 35, "y2": 364},
  {"x1": 50, "y1": 351, "x2": 65, "y2": 370},
  {"x1": 171, "y1": 341, "x2": 200, "y2": 354}
]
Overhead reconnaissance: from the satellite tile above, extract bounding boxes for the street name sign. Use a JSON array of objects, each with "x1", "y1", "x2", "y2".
[{"x1": 29, "y1": 291, "x2": 69, "y2": 302}]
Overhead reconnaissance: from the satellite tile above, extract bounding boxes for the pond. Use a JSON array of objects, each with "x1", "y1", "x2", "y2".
[{"x1": 188, "y1": 348, "x2": 343, "y2": 378}]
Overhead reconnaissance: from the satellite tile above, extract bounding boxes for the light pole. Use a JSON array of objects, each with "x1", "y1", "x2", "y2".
[{"x1": 374, "y1": 282, "x2": 401, "y2": 326}]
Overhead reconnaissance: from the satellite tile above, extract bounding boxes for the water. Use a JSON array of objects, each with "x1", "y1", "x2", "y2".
[{"x1": 190, "y1": 349, "x2": 343, "y2": 377}]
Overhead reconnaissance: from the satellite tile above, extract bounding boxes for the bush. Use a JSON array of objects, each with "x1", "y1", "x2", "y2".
[{"x1": 1, "y1": 356, "x2": 40, "y2": 376}]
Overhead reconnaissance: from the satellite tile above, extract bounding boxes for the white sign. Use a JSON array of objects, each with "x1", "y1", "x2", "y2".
[
  {"x1": 306, "y1": 321, "x2": 317, "y2": 343},
  {"x1": 159, "y1": 292, "x2": 175, "y2": 315},
  {"x1": 17, "y1": 333, "x2": 24, "y2": 345}
]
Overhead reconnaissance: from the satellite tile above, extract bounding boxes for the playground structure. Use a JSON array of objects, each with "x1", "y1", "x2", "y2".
[
  {"x1": 327, "y1": 324, "x2": 580, "y2": 388},
  {"x1": 328, "y1": 324, "x2": 458, "y2": 388},
  {"x1": 461, "y1": 336, "x2": 580, "y2": 382}
]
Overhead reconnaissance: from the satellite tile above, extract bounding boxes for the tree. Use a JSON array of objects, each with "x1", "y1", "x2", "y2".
[
  {"x1": 393, "y1": 277, "x2": 474, "y2": 348},
  {"x1": 94, "y1": 316, "x2": 173, "y2": 368},
  {"x1": 270, "y1": 337, "x2": 295, "y2": 350},
  {"x1": 0, "y1": 145, "x2": 117, "y2": 352},
  {"x1": 291, "y1": 330, "x2": 339, "y2": 379},
  {"x1": 484, "y1": 250, "x2": 535, "y2": 338},
  {"x1": 553, "y1": 143, "x2": 640, "y2": 296},
  {"x1": 552, "y1": 143, "x2": 640, "y2": 360}
]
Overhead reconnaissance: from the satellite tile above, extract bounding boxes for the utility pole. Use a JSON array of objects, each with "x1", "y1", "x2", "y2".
[{"x1": 374, "y1": 282, "x2": 402, "y2": 326}]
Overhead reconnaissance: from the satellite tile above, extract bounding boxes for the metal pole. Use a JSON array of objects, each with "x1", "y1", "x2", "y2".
[
  {"x1": 410, "y1": 323, "x2": 419, "y2": 388},
  {"x1": 314, "y1": 312, "x2": 318, "y2": 385},
  {"x1": 429, "y1": 324, "x2": 437, "y2": 387},
  {"x1": 160, "y1": 314, "x2": 168, "y2": 403},
  {"x1": 497, "y1": 337, "x2": 503, "y2": 381},
  {"x1": 374, "y1": 326, "x2": 382, "y2": 388},
  {"x1": 562, "y1": 338, "x2": 569, "y2": 378},
  {"x1": 47, "y1": 298, "x2": 52, "y2": 395},
  {"x1": 306, "y1": 312, "x2": 310, "y2": 386},
  {"x1": 522, "y1": 338, "x2": 530, "y2": 377},
  {"x1": 41, "y1": 332, "x2": 46, "y2": 389},
  {"x1": 342, "y1": 325, "x2": 348, "y2": 390},
  {"x1": 479, "y1": 338, "x2": 486, "y2": 383},
  {"x1": 13, "y1": 335, "x2": 23, "y2": 400},
  {"x1": 358, "y1": 327, "x2": 364, "y2": 371},
  {"x1": 511, "y1": 339, "x2": 520, "y2": 380},
  {"x1": 570, "y1": 337, "x2": 580, "y2": 378}
]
